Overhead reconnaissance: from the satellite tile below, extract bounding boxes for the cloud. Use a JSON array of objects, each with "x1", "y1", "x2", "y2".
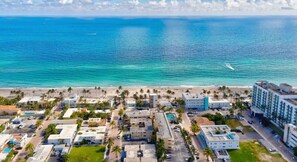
[{"x1": 0, "y1": 0, "x2": 296, "y2": 15}]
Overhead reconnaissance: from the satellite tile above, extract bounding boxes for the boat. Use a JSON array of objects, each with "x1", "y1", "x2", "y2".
[{"x1": 225, "y1": 63, "x2": 235, "y2": 70}]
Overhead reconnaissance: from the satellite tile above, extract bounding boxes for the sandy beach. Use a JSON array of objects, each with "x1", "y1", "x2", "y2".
[{"x1": 0, "y1": 85, "x2": 252, "y2": 98}]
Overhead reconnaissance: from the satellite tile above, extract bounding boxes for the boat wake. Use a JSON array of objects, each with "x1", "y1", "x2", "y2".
[{"x1": 225, "y1": 63, "x2": 235, "y2": 71}]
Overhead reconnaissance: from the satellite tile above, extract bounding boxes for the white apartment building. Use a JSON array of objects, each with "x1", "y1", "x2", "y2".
[
  {"x1": 154, "y1": 113, "x2": 174, "y2": 150},
  {"x1": 47, "y1": 124, "x2": 78, "y2": 145},
  {"x1": 284, "y1": 123, "x2": 297, "y2": 148},
  {"x1": 124, "y1": 144, "x2": 157, "y2": 162},
  {"x1": 200, "y1": 125, "x2": 239, "y2": 150},
  {"x1": 208, "y1": 97, "x2": 230, "y2": 109},
  {"x1": 27, "y1": 145, "x2": 53, "y2": 162},
  {"x1": 182, "y1": 93, "x2": 209, "y2": 111},
  {"x1": 74, "y1": 126, "x2": 106, "y2": 145},
  {"x1": 252, "y1": 81, "x2": 297, "y2": 129},
  {"x1": 130, "y1": 118, "x2": 154, "y2": 140},
  {"x1": 126, "y1": 110, "x2": 151, "y2": 119},
  {"x1": 149, "y1": 94, "x2": 158, "y2": 108},
  {"x1": 63, "y1": 94, "x2": 80, "y2": 108}
]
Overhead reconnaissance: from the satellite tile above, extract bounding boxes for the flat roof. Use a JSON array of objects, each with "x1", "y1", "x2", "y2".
[
  {"x1": 182, "y1": 93, "x2": 205, "y2": 100},
  {"x1": 0, "y1": 134, "x2": 12, "y2": 148},
  {"x1": 284, "y1": 98, "x2": 297, "y2": 106},
  {"x1": 0, "y1": 105, "x2": 19, "y2": 109},
  {"x1": 130, "y1": 118, "x2": 154, "y2": 133},
  {"x1": 124, "y1": 144, "x2": 157, "y2": 162},
  {"x1": 155, "y1": 113, "x2": 174, "y2": 139},
  {"x1": 200, "y1": 125, "x2": 239, "y2": 142},
  {"x1": 48, "y1": 124, "x2": 77, "y2": 140},
  {"x1": 255, "y1": 81, "x2": 297, "y2": 96},
  {"x1": 27, "y1": 145, "x2": 53, "y2": 162},
  {"x1": 63, "y1": 108, "x2": 78, "y2": 118},
  {"x1": 126, "y1": 110, "x2": 150, "y2": 118},
  {"x1": 74, "y1": 127, "x2": 106, "y2": 142},
  {"x1": 208, "y1": 97, "x2": 230, "y2": 103}
]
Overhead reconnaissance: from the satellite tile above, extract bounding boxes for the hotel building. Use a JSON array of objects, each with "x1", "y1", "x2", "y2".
[
  {"x1": 182, "y1": 93, "x2": 208, "y2": 111},
  {"x1": 252, "y1": 81, "x2": 297, "y2": 129},
  {"x1": 199, "y1": 125, "x2": 239, "y2": 150}
]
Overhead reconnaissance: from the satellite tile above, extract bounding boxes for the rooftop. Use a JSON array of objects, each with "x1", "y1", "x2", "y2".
[
  {"x1": 208, "y1": 97, "x2": 230, "y2": 103},
  {"x1": 126, "y1": 110, "x2": 151, "y2": 118},
  {"x1": 0, "y1": 134, "x2": 12, "y2": 147},
  {"x1": 124, "y1": 144, "x2": 157, "y2": 162},
  {"x1": 155, "y1": 112, "x2": 174, "y2": 139},
  {"x1": 27, "y1": 145, "x2": 53, "y2": 162},
  {"x1": 200, "y1": 125, "x2": 239, "y2": 142},
  {"x1": 48, "y1": 124, "x2": 77, "y2": 140},
  {"x1": 18, "y1": 96, "x2": 42, "y2": 103},
  {"x1": 74, "y1": 126, "x2": 106, "y2": 143},
  {"x1": 255, "y1": 81, "x2": 297, "y2": 96},
  {"x1": 130, "y1": 118, "x2": 154, "y2": 132},
  {"x1": 0, "y1": 105, "x2": 19, "y2": 109},
  {"x1": 284, "y1": 98, "x2": 297, "y2": 106},
  {"x1": 182, "y1": 93, "x2": 205, "y2": 100}
]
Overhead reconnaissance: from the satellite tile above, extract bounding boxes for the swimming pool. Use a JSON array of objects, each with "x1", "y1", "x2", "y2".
[
  {"x1": 3, "y1": 147, "x2": 12, "y2": 154},
  {"x1": 166, "y1": 113, "x2": 177, "y2": 120}
]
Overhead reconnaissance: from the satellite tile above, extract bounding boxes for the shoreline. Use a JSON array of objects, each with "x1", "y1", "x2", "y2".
[{"x1": 0, "y1": 85, "x2": 253, "y2": 98}]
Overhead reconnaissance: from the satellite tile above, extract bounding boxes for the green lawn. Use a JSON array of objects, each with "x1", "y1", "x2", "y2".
[
  {"x1": 226, "y1": 119, "x2": 255, "y2": 133},
  {"x1": 69, "y1": 145, "x2": 105, "y2": 162},
  {"x1": 228, "y1": 141, "x2": 285, "y2": 162}
]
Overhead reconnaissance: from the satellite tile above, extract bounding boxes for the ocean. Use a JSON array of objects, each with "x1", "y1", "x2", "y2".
[{"x1": 0, "y1": 16, "x2": 297, "y2": 87}]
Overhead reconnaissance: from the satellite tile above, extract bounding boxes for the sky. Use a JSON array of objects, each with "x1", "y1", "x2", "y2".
[{"x1": 0, "y1": 0, "x2": 297, "y2": 16}]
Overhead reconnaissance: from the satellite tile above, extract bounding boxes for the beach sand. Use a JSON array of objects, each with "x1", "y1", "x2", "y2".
[{"x1": 0, "y1": 85, "x2": 252, "y2": 98}]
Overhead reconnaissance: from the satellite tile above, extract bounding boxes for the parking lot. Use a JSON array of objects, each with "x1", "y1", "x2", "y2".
[
  {"x1": 166, "y1": 124, "x2": 192, "y2": 162},
  {"x1": 5, "y1": 116, "x2": 38, "y2": 136}
]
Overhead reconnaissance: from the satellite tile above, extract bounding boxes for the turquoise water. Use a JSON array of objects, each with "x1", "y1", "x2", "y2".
[
  {"x1": 3, "y1": 147, "x2": 12, "y2": 153},
  {"x1": 0, "y1": 17, "x2": 297, "y2": 87},
  {"x1": 166, "y1": 113, "x2": 176, "y2": 120}
]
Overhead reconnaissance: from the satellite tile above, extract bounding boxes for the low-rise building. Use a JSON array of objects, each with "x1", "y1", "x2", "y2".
[
  {"x1": 74, "y1": 126, "x2": 106, "y2": 145},
  {"x1": 130, "y1": 118, "x2": 154, "y2": 140},
  {"x1": 154, "y1": 113, "x2": 174, "y2": 150},
  {"x1": 18, "y1": 96, "x2": 42, "y2": 105},
  {"x1": 149, "y1": 94, "x2": 158, "y2": 108},
  {"x1": 159, "y1": 100, "x2": 172, "y2": 109},
  {"x1": 47, "y1": 124, "x2": 78, "y2": 146},
  {"x1": 82, "y1": 118, "x2": 105, "y2": 127},
  {"x1": 284, "y1": 123, "x2": 297, "y2": 148},
  {"x1": 0, "y1": 134, "x2": 12, "y2": 150},
  {"x1": 182, "y1": 93, "x2": 209, "y2": 111},
  {"x1": 0, "y1": 105, "x2": 21, "y2": 115},
  {"x1": 124, "y1": 144, "x2": 157, "y2": 162},
  {"x1": 63, "y1": 94, "x2": 79, "y2": 108},
  {"x1": 199, "y1": 125, "x2": 239, "y2": 150},
  {"x1": 208, "y1": 97, "x2": 230, "y2": 109},
  {"x1": 126, "y1": 110, "x2": 151, "y2": 119},
  {"x1": 126, "y1": 98, "x2": 136, "y2": 109},
  {"x1": 27, "y1": 145, "x2": 53, "y2": 162}
]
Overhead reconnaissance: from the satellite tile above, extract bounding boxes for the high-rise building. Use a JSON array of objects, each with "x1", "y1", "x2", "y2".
[{"x1": 252, "y1": 81, "x2": 297, "y2": 128}]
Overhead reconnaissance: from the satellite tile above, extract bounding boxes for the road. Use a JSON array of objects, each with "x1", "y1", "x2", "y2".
[
  {"x1": 13, "y1": 106, "x2": 58, "y2": 161},
  {"x1": 108, "y1": 108, "x2": 122, "y2": 161},
  {"x1": 243, "y1": 110, "x2": 297, "y2": 162},
  {"x1": 181, "y1": 112, "x2": 208, "y2": 162}
]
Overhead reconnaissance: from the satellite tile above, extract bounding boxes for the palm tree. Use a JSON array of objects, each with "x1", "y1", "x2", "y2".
[
  {"x1": 61, "y1": 153, "x2": 70, "y2": 162},
  {"x1": 203, "y1": 147, "x2": 214, "y2": 162},
  {"x1": 25, "y1": 143, "x2": 34, "y2": 153},
  {"x1": 112, "y1": 145, "x2": 122, "y2": 159},
  {"x1": 107, "y1": 137, "x2": 114, "y2": 150},
  {"x1": 67, "y1": 87, "x2": 72, "y2": 94},
  {"x1": 191, "y1": 123, "x2": 200, "y2": 135},
  {"x1": 110, "y1": 121, "x2": 116, "y2": 129}
]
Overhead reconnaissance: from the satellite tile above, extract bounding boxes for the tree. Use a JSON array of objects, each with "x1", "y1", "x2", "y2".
[
  {"x1": 191, "y1": 123, "x2": 200, "y2": 135},
  {"x1": 110, "y1": 121, "x2": 116, "y2": 129},
  {"x1": 156, "y1": 139, "x2": 166, "y2": 161},
  {"x1": 44, "y1": 109, "x2": 51, "y2": 116},
  {"x1": 112, "y1": 145, "x2": 121, "y2": 159},
  {"x1": 118, "y1": 108, "x2": 124, "y2": 117},
  {"x1": 62, "y1": 153, "x2": 70, "y2": 162},
  {"x1": 293, "y1": 147, "x2": 297, "y2": 156},
  {"x1": 176, "y1": 107, "x2": 185, "y2": 114},
  {"x1": 67, "y1": 87, "x2": 73, "y2": 94},
  {"x1": 107, "y1": 137, "x2": 114, "y2": 150},
  {"x1": 25, "y1": 143, "x2": 34, "y2": 153},
  {"x1": 203, "y1": 147, "x2": 214, "y2": 161},
  {"x1": 35, "y1": 120, "x2": 43, "y2": 128}
]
